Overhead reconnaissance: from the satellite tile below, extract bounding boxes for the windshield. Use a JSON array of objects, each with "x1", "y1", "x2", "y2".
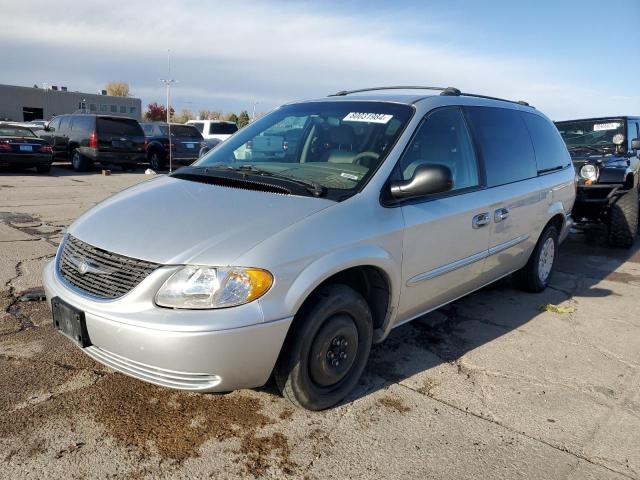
[
  {"x1": 556, "y1": 119, "x2": 624, "y2": 151},
  {"x1": 192, "y1": 101, "x2": 413, "y2": 197}
]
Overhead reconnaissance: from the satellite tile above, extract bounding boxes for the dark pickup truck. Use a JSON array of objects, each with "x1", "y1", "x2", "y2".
[
  {"x1": 140, "y1": 123, "x2": 204, "y2": 170},
  {"x1": 556, "y1": 116, "x2": 640, "y2": 247}
]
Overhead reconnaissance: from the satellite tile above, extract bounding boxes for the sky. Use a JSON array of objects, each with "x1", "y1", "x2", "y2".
[{"x1": 2, "y1": 0, "x2": 639, "y2": 120}]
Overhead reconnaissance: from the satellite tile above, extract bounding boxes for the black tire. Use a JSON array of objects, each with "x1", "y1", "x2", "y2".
[
  {"x1": 148, "y1": 150, "x2": 166, "y2": 171},
  {"x1": 35, "y1": 163, "x2": 52, "y2": 174},
  {"x1": 71, "y1": 150, "x2": 89, "y2": 172},
  {"x1": 274, "y1": 284, "x2": 373, "y2": 410},
  {"x1": 514, "y1": 225, "x2": 558, "y2": 293},
  {"x1": 608, "y1": 187, "x2": 638, "y2": 248}
]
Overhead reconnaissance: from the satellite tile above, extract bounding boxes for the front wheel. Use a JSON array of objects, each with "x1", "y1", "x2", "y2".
[
  {"x1": 514, "y1": 225, "x2": 558, "y2": 293},
  {"x1": 274, "y1": 284, "x2": 373, "y2": 410},
  {"x1": 608, "y1": 187, "x2": 638, "y2": 248}
]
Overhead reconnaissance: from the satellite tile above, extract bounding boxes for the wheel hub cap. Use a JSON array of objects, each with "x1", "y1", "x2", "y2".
[{"x1": 538, "y1": 237, "x2": 555, "y2": 282}]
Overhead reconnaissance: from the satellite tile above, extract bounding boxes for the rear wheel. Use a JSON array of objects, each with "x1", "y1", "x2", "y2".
[
  {"x1": 35, "y1": 163, "x2": 51, "y2": 174},
  {"x1": 514, "y1": 225, "x2": 558, "y2": 293},
  {"x1": 148, "y1": 151, "x2": 166, "y2": 171},
  {"x1": 71, "y1": 150, "x2": 89, "y2": 172},
  {"x1": 608, "y1": 187, "x2": 638, "y2": 248},
  {"x1": 274, "y1": 284, "x2": 373, "y2": 410}
]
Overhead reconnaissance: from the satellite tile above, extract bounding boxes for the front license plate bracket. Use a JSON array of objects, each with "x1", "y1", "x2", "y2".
[{"x1": 52, "y1": 297, "x2": 92, "y2": 347}]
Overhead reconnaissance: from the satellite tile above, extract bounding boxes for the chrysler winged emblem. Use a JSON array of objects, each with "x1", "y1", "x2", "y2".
[{"x1": 67, "y1": 255, "x2": 114, "y2": 275}]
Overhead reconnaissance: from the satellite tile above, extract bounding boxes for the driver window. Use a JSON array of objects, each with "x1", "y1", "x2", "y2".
[{"x1": 399, "y1": 108, "x2": 479, "y2": 191}]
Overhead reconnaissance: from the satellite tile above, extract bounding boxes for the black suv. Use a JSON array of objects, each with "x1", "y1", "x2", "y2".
[
  {"x1": 140, "y1": 123, "x2": 204, "y2": 170},
  {"x1": 556, "y1": 116, "x2": 640, "y2": 247},
  {"x1": 40, "y1": 114, "x2": 146, "y2": 171}
]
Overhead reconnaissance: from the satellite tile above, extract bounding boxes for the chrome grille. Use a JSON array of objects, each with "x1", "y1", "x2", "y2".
[{"x1": 58, "y1": 235, "x2": 160, "y2": 299}]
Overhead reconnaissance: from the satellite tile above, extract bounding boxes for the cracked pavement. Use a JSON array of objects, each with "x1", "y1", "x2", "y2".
[{"x1": 1, "y1": 165, "x2": 639, "y2": 479}]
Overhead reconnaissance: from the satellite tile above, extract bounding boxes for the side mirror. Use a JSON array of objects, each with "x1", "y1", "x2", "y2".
[
  {"x1": 390, "y1": 164, "x2": 453, "y2": 199},
  {"x1": 632, "y1": 138, "x2": 640, "y2": 151}
]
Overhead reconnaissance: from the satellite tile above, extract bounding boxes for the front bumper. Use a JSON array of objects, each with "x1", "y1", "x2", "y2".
[{"x1": 42, "y1": 261, "x2": 292, "y2": 392}]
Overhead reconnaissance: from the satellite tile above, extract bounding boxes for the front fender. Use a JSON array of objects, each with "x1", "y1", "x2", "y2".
[{"x1": 282, "y1": 244, "x2": 401, "y2": 322}]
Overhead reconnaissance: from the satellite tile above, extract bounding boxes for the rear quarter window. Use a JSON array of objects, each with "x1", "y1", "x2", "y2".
[
  {"x1": 71, "y1": 116, "x2": 94, "y2": 134},
  {"x1": 97, "y1": 118, "x2": 144, "y2": 137},
  {"x1": 521, "y1": 112, "x2": 571, "y2": 173},
  {"x1": 465, "y1": 106, "x2": 537, "y2": 187}
]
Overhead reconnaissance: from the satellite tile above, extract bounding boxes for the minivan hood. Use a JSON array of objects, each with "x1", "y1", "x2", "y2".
[{"x1": 69, "y1": 175, "x2": 335, "y2": 265}]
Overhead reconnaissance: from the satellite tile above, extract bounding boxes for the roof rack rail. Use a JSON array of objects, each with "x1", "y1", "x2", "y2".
[
  {"x1": 457, "y1": 92, "x2": 534, "y2": 108},
  {"x1": 329, "y1": 86, "x2": 454, "y2": 96},
  {"x1": 329, "y1": 86, "x2": 533, "y2": 108}
]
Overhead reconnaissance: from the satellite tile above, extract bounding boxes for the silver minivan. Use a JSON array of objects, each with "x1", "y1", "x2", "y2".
[{"x1": 43, "y1": 87, "x2": 576, "y2": 410}]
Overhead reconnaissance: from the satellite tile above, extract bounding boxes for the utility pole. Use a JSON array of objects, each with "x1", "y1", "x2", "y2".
[{"x1": 160, "y1": 50, "x2": 178, "y2": 172}]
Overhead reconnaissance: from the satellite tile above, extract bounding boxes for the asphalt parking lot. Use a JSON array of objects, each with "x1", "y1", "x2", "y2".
[{"x1": 1, "y1": 165, "x2": 639, "y2": 479}]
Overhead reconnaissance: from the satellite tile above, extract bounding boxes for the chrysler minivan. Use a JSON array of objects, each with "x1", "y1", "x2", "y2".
[{"x1": 43, "y1": 87, "x2": 576, "y2": 410}]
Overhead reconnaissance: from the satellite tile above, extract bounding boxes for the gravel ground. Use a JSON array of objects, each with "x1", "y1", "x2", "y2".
[{"x1": 0, "y1": 165, "x2": 638, "y2": 479}]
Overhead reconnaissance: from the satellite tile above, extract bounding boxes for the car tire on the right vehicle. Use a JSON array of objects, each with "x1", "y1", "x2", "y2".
[
  {"x1": 608, "y1": 187, "x2": 638, "y2": 248},
  {"x1": 514, "y1": 225, "x2": 559, "y2": 293},
  {"x1": 274, "y1": 284, "x2": 373, "y2": 411}
]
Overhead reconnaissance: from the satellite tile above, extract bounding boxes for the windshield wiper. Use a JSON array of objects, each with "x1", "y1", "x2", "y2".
[{"x1": 208, "y1": 164, "x2": 326, "y2": 197}]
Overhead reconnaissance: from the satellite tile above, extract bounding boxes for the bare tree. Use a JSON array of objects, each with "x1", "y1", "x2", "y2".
[
  {"x1": 173, "y1": 108, "x2": 195, "y2": 124},
  {"x1": 198, "y1": 109, "x2": 223, "y2": 120},
  {"x1": 105, "y1": 82, "x2": 130, "y2": 97}
]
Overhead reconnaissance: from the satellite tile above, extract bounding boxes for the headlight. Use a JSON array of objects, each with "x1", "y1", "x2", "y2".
[
  {"x1": 580, "y1": 164, "x2": 597, "y2": 181},
  {"x1": 155, "y1": 266, "x2": 273, "y2": 309}
]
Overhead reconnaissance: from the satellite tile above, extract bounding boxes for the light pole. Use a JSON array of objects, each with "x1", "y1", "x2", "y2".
[
  {"x1": 251, "y1": 99, "x2": 259, "y2": 122},
  {"x1": 160, "y1": 50, "x2": 178, "y2": 172}
]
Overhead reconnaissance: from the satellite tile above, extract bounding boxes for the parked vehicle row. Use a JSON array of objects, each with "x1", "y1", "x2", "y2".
[
  {"x1": 0, "y1": 114, "x2": 232, "y2": 173},
  {"x1": 43, "y1": 86, "x2": 579, "y2": 410}
]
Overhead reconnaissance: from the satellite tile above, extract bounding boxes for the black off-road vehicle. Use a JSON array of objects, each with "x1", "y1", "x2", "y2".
[{"x1": 556, "y1": 116, "x2": 640, "y2": 248}]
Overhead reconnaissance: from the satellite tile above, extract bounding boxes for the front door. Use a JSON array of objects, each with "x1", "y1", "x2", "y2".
[{"x1": 396, "y1": 107, "x2": 493, "y2": 324}]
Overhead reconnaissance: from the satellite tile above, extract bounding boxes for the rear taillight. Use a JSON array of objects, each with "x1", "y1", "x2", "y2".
[
  {"x1": 169, "y1": 143, "x2": 176, "y2": 149},
  {"x1": 144, "y1": 137, "x2": 148, "y2": 149},
  {"x1": 88, "y1": 131, "x2": 98, "y2": 149},
  {"x1": 0, "y1": 142, "x2": 11, "y2": 151},
  {"x1": 39, "y1": 145, "x2": 53, "y2": 153}
]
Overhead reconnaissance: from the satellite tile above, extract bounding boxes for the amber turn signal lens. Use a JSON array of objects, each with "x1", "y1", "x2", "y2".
[{"x1": 245, "y1": 269, "x2": 274, "y2": 302}]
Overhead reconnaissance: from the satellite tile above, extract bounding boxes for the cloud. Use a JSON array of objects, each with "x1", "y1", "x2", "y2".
[{"x1": 1, "y1": 0, "x2": 637, "y2": 119}]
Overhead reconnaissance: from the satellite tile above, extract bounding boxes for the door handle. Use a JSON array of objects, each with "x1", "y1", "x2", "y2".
[
  {"x1": 494, "y1": 208, "x2": 510, "y2": 222},
  {"x1": 472, "y1": 212, "x2": 491, "y2": 229}
]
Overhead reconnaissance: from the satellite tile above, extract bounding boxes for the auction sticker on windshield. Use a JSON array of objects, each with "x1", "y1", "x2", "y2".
[
  {"x1": 343, "y1": 112, "x2": 393, "y2": 124},
  {"x1": 593, "y1": 122, "x2": 621, "y2": 131}
]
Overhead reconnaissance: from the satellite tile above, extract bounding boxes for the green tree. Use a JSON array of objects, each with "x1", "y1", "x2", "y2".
[{"x1": 237, "y1": 110, "x2": 250, "y2": 128}]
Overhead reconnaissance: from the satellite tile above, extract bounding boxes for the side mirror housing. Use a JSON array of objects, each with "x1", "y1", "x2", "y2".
[
  {"x1": 389, "y1": 164, "x2": 453, "y2": 199},
  {"x1": 632, "y1": 138, "x2": 640, "y2": 151}
]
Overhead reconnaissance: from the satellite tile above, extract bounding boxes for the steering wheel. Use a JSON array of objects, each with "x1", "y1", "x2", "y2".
[{"x1": 352, "y1": 151, "x2": 380, "y2": 168}]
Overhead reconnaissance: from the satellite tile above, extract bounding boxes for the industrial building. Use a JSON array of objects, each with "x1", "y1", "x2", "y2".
[{"x1": 0, "y1": 83, "x2": 142, "y2": 122}]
